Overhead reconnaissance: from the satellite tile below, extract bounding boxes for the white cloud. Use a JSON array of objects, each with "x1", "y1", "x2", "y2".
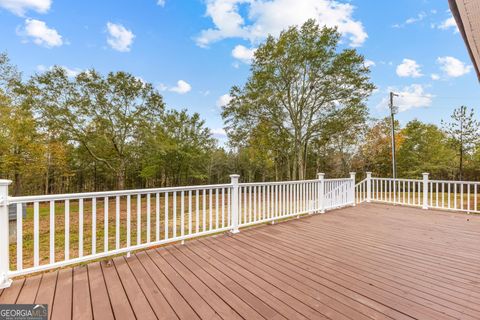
[
  {"x1": 196, "y1": 0, "x2": 367, "y2": 48},
  {"x1": 157, "y1": 0, "x2": 165, "y2": 6},
  {"x1": 437, "y1": 16, "x2": 458, "y2": 32},
  {"x1": 396, "y1": 59, "x2": 422, "y2": 78},
  {"x1": 0, "y1": 0, "x2": 50, "y2": 16},
  {"x1": 406, "y1": 12, "x2": 426, "y2": 24},
  {"x1": 393, "y1": 11, "x2": 427, "y2": 28},
  {"x1": 106, "y1": 22, "x2": 134, "y2": 52},
  {"x1": 211, "y1": 128, "x2": 227, "y2": 136},
  {"x1": 232, "y1": 45, "x2": 256, "y2": 64},
  {"x1": 436, "y1": 56, "x2": 472, "y2": 77},
  {"x1": 364, "y1": 59, "x2": 375, "y2": 68},
  {"x1": 379, "y1": 84, "x2": 434, "y2": 112},
  {"x1": 430, "y1": 73, "x2": 440, "y2": 81},
  {"x1": 20, "y1": 18, "x2": 63, "y2": 48},
  {"x1": 170, "y1": 80, "x2": 191, "y2": 94},
  {"x1": 158, "y1": 80, "x2": 192, "y2": 94},
  {"x1": 216, "y1": 93, "x2": 232, "y2": 108},
  {"x1": 37, "y1": 64, "x2": 82, "y2": 77}
]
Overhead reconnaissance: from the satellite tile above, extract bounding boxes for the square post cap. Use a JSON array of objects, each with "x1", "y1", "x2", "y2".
[
  {"x1": 0, "y1": 180, "x2": 12, "y2": 186},
  {"x1": 317, "y1": 173, "x2": 325, "y2": 179},
  {"x1": 230, "y1": 174, "x2": 240, "y2": 183}
]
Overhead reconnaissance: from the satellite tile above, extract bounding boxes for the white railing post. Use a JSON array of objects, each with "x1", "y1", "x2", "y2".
[
  {"x1": 422, "y1": 173, "x2": 429, "y2": 210},
  {"x1": 317, "y1": 173, "x2": 325, "y2": 213},
  {"x1": 366, "y1": 172, "x2": 372, "y2": 203},
  {"x1": 230, "y1": 174, "x2": 240, "y2": 233},
  {"x1": 350, "y1": 172, "x2": 356, "y2": 206},
  {"x1": 0, "y1": 180, "x2": 12, "y2": 289}
]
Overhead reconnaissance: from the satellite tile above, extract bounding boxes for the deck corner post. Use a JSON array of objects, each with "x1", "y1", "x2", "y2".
[
  {"x1": 230, "y1": 174, "x2": 240, "y2": 234},
  {"x1": 350, "y1": 172, "x2": 356, "y2": 206},
  {"x1": 366, "y1": 172, "x2": 372, "y2": 203},
  {"x1": 317, "y1": 173, "x2": 325, "y2": 213},
  {"x1": 422, "y1": 173, "x2": 429, "y2": 210},
  {"x1": 0, "y1": 179, "x2": 12, "y2": 289}
]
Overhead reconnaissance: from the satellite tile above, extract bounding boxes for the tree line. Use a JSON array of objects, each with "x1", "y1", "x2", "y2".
[{"x1": 1, "y1": 20, "x2": 479, "y2": 196}]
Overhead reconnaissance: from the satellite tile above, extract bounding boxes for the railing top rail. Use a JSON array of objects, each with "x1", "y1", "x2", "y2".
[
  {"x1": 371, "y1": 177, "x2": 421, "y2": 182},
  {"x1": 239, "y1": 179, "x2": 318, "y2": 187},
  {"x1": 324, "y1": 178, "x2": 353, "y2": 182},
  {"x1": 429, "y1": 179, "x2": 480, "y2": 184},
  {"x1": 236, "y1": 177, "x2": 352, "y2": 188},
  {"x1": 8, "y1": 183, "x2": 233, "y2": 203}
]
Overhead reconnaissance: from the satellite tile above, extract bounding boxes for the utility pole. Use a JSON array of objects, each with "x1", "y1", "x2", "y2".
[{"x1": 389, "y1": 92, "x2": 399, "y2": 179}]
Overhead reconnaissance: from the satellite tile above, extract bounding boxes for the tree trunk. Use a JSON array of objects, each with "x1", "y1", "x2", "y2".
[
  {"x1": 459, "y1": 145, "x2": 463, "y2": 181},
  {"x1": 117, "y1": 161, "x2": 126, "y2": 189},
  {"x1": 297, "y1": 149, "x2": 305, "y2": 180}
]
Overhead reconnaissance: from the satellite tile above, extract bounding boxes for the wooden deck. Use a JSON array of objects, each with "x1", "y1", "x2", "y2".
[{"x1": 1, "y1": 202, "x2": 480, "y2": 320}]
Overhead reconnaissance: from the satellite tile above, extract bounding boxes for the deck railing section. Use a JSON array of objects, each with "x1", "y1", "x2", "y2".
[
  {"x1": 0, "y1": 173, "x2": 355, "y2": 287},
  {"x1": 356, "y1": 172, "x2": 480, "y2": 214}
]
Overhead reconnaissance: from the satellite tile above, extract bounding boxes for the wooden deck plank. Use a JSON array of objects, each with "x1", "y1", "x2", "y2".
[
  {"x1": 87, "y1": 262, "x2": 114, "y2": 320},
  {"x1": 146, "y1": 249, "x2": 222, "y2": 320},
  {"x1": 2, "y1": 202, "x2": 480, "y2": 320},
  {"x1": 201, "y1": 237, "x2": 375, "y2": 320},
  {"x1": 194, "y1": 238, "x2": 330, "y2": 320},
  {"x1": 243, "y1": 224, "x2": 480, "y2": 318},
  {"x1": 16, "y1": 274, "x2": 42, "y2": 304},
  {"x1": 286, "y1": 219, "x2": 480, "y2": 299},
  {"x1": 181, "y1": 241, "x2": 308, "y2": 320},
  {"x1": 101, "y1": 260, "x2": 136, "y2": 320},
  {"x1": 227, "y1": 233, "x2": 408, "y2": 320},
  {"x1": 170, "y1": 244, "x2": 283, "y2": 320},
  {"x1": 112, "y1": 256, "x2": 157, "y2": 320},
  {"x1": 263, "y1": 217, "x2": 480, "y2": 316},
  {"x1": 125, "y1": 254, "x2": 179, "y2": 320},
  {"x1": 0, "y1": 278, "x2": 24, "y2": 304},
  {"x1": 234, "y1": 223, "x2": 471, "y2": 320},
  {"x1": 164, "y1": 245, "x2": 263, "y2": 320},
  {"x1": 35, "y1": 271, "x2": 58, "y2": 320},
  {"x1": 51, "y1": 268, "x2": 73, "y2": 320},
  {"x1": 72, "y1": 266, "x2": 92, "y2": 320},
  {"x1": 136, "y1": 251, "x2": 200, "y2": 320},
  {"x1": 159, "y1": 247, "x2": 250, "y2": 320}
]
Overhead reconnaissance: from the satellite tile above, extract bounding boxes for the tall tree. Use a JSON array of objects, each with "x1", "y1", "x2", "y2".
[
  {"x1": 397, "y1": 120, "x2": 455, "y2": 179},
  {"x1": 442, "y1": 106, "x2": 479, "y2": 180},
  {"x1": 223, "y1": 19, "x2": 375, "y2": 179},
  {"x1": 140, "y1": 109, "x2": 216, "y2": 186},
  {"x1": 30, "y1": 68, "x2": 165, "y2": 189}
]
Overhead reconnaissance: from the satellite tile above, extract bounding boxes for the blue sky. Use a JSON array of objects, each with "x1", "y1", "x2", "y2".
[{"x1": 0, "y1": 0, "x2": 479, "y2": 142}]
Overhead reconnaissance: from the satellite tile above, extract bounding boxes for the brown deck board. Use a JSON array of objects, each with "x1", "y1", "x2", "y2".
[
  {"x1": 101, "y1": 259, "x2": 136, "y2": 320},
  {"x1": 243, "y1": 226, "x2": 480, "y2": 317},
  {"x1": 87, "y1": 262, "x2": 114, "y2": 320},
  {"x1": 124, "y1": 254, "x2": 179, "y2": 320},
  {"x1": 16, "y1": 274, "x2": 42, "y2": 304},
  {"x1": 136, "y1": 250, "x2": 200, "y2": 320},
  {"x1": 146, "y1": 249, "x2": 222, "y2": 320},
  {"x1": 112, "y1": 256, "x2": 157, "y2": 320},
  {"x1": 2, "y1": 202, "x2": 480, "y2": 320},
  {"x1": 51, "y1": 268, "x2": 73, "y2": 320},
  {"x1": 35, "y1": 271, "x2": 57, "y2": 320},
  {"x1": 72, "y1": 266, "x2": 92, "y2": 320},
  {"x1": 0, "y1": 278, "x2": 24, "y2": 303}
]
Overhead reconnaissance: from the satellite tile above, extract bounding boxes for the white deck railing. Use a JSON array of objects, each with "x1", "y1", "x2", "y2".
[
  {"x1": 0, "y1": 173, "x2": 355, "y2": 287},
  {"x1": 356, "y1": 172, "x2": 480, "y2": 213}
]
